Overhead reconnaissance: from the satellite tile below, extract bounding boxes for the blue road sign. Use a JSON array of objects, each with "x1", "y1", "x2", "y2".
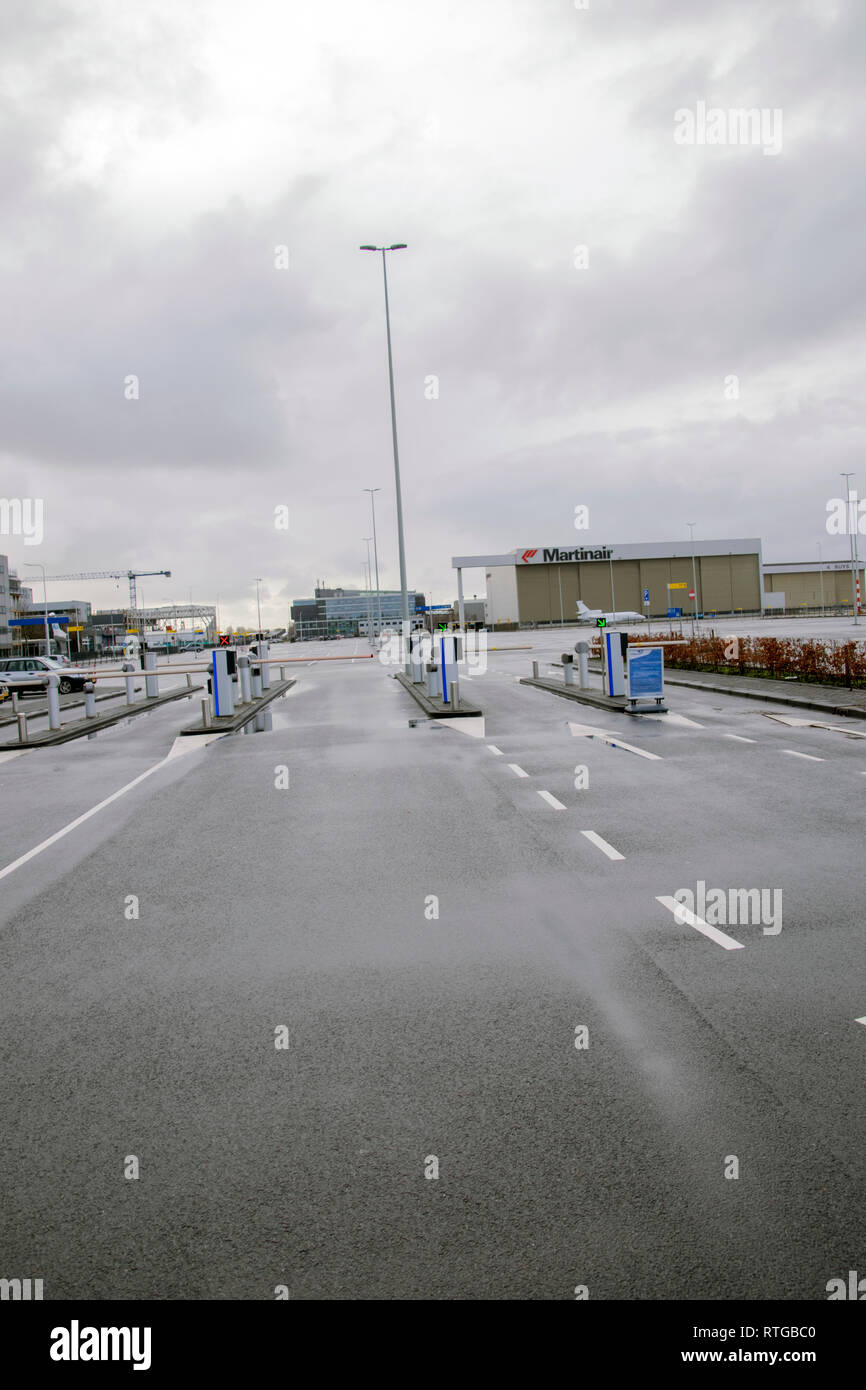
[
  {"x1": 417, "y1": 605, "x2": 450, "y2": 611},
  {"x1": 667, "y1": 606, "x2": 682, "y2": 618},
  {"x1": 643, "y1": 589, "x2": 650, "y2": 604}
]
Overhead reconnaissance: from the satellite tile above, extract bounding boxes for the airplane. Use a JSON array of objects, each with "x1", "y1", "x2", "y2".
[{"x1": 576, "y1": 599, "x2": 647, "y2": 625}]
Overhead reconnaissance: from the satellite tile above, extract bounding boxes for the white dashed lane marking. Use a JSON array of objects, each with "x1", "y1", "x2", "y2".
[
  {"x1": 782, "y1": 749, "x2": 824, "y2": 762},
  {"x1": 507, "y1": 763, "x2": 529, "y2": 778},
  {"x1": 537, "y1": 790, "x2": 566, "y2": 810},
  {"x1": 486, "y1": 745, "x2": 503, "y2": 755},
  {"x1": 656, "y1": 895, "x2": 745, "y2": 951},
  {"x1": 581, "y1": 830, "x2": 625, "y2": 861},
  {"x1": 725, "y1": 734, "x2": 756, "y2": 743}
]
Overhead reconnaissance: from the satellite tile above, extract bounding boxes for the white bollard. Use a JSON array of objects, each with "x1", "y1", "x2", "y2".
[
  {"x1": 259, "y1": 641, "x2": 271, "y2": 689},
  {"x1": 251, "y1": 666, "x2": 263, "y2": 699},
  {"x1": 238, "y1": 655, "x2": 252, "y2": 704},
  {"x1": 84, "y1": 681, "x2": 97, "y2": 718},
  {"x1": 122, "y1": 661, "x2": 136, "y2": 704},
  {"x1": 144, "y1": 650, "x2": 159, "y2": 699},
  {"x1": 576, "y1": 641, "x2": 589, "y2": 689},
  {"x1": 17, "y1": 712, "x2": 28, "y2": 743},
  {"x1": 45, "y1": 672, "x2": 62, "y2": 730},
  {"x1": 201, "y1": 698, "x2": 212, "y2": 728}
]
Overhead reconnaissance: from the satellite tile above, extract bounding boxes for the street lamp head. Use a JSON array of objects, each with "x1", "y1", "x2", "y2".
[
  {"x1": 388, "y1": 243, "x2": 407, "y2": 250},
  {"x1": 359, "y1": 245, "x2": 378, "y2": 251}
]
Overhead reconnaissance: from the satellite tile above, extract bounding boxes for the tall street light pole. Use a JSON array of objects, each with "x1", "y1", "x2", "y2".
[
  {"x1": 254, "y1": 577, "x2": 263, "y2": 634},
  {"x1": 841, "y1": 474, "x2": 860, "y2": 626},
  {"x1": 687, "y1": 522, "x2": 698, "y2": 631},
  {"x1": 364, "y1": 487, "x2": 383, "y2": 637},
  {"x1": 25, "y1": 562, "x2": 50, "y2": 657},
  {"x1": 816, "y1": 542, "x2": 825, "y2": 618},
  {"x1": 360, "y1": 243, "x2": 410, "y2": 662},
  {"x1": 363, "y1": 538, "x2": 374, "y2": 643}
]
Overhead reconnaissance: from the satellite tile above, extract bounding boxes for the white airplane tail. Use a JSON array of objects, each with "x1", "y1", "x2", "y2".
[{"x1": 576, "y1": 600, "x2": 595, "y2": 616}]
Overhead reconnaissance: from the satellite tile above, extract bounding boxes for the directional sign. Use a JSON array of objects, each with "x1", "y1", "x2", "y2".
[
  {"x1": 418, "y1": 604, "x2": 451, "y2": 611},
  {"x1": 219, "y1": 634, "x2": 231, "y2": 647},
  {"x1": 643, "y1": 589, "x2": 650, "y2": 604},
  {"x1": 596, "y1": 617, "x2": 607, "y2": 628},
  {"x1": 668, "y1": 582, "x2": 687, "y2": 589}
]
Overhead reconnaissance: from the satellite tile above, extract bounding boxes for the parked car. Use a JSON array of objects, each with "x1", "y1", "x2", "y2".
[{"x1": 0, "y1": 656, "x2": 96, "y2": 696}]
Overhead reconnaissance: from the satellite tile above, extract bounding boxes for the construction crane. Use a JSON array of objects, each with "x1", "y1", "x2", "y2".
[{"x1": 42, "y1": 569, "x2": 172, "y2": 611}]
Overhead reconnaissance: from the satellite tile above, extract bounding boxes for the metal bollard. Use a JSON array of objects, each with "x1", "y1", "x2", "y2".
[
  {"x1": 238, "y1": 655, "x2": 252, "y2": 704},
  {"x1": 144, "y1": 650, "x2": 159, "y2": 699},
  {"x1": 10, "y1": 691, "x2": 19, "y2": 715},
  {"x1": 425, "y1": 662, "x2": 440, "y2": 699},
  {"x1": 201, "y1": 697, "x2": 212, "y2": 728},
  {"x1": 45, "y1": 672, "x2": 62, "y2": 730},
  {"x1": 122, "y1": 661, "x2": 136, "y2": 704},
  {"x1": 84, "y1": 681, "x2": 97, "y2": 718},
  {"x1": 186, "y1": 672, "x2": 193, "y2": 688},
  {"x1": 17, "y1": 712, "x2": 28, "y2": 743},
  {"x1": 259, "y1": 641, "x2": 271, "y2": 689},
  {"x1": 562, "y1": 653, "x2": 574, "y2": 687},
  {"x1": 575, "y1": 641, "x2": 589, "y2": 689},
  {"x1": 280, "y1": 666, "x2": 286, "y2": 681},
  {"x1": 532, "y1": 660, "x2": 539, "y2": 679},
  {"x1": 251, "y1": 665, "x2": 263, "y2": 699},
  {"x1": 450, "y1": 676, "x2": 460, "y2": 709}
]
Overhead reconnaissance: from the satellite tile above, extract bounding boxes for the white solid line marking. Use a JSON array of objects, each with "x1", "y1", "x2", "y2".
[
  {"x1": 782, "y1": 749, "x2": 824, "y2": 762},
  {"x1": 656, "y1": 895, "x2": 745, "y2": 951},
  {"x1": 725, "y1": 734, "x2": 756, "y2": 743},
  {"x1": 0, "y1": 758, "x2": 170, "y2": 882},
  {"x1": 487, "y1": 744, "x2": 503, "y2": 755},
  {"x1": 645, "y1": 712, "x2": 705, "y2": 728},
  {"x1": 567, "y1": 722, "x2": 661, "y2": 760},
  {"x1": 507, "y1": 763, "x2": 529, "y2": 777},
  {"x1": 581, "y1": 830, "x2": 625, "y2": 861},
  {"x1": 538, "y1": 790, "x2": 566, "y2": 809},
  {"x1": 600, "y1": 736, "x2": 661, "y2": 761}
]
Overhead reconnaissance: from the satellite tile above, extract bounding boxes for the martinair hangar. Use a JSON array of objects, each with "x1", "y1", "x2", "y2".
[{"x1": 452, "y1": 539, "x2": 765, "y2": 626}]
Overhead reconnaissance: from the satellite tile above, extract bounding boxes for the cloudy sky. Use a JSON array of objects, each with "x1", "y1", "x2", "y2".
[{"x1": 2, "y1": 0, "x2": 864, "y2": 626}]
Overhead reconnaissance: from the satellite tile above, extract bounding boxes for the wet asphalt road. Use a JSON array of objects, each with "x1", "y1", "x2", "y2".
[{"x1": 1, "y1": 637, "x2": 865, "y2": 1299}]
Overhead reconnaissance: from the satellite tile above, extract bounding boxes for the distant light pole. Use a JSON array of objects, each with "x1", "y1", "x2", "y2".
[
  {"x1": 608, "y1": 553, "x2": 616, "y2": 615},
  {"x1": 816, "y1": 542, "x2": 825, "y2": 617},
  {"x1": 841, "y1": 474, "x2": 860, "y2": 625},
  {"x1": 24, "y1": 562, "x2": 50, "y2": 657},
  {"x1": 364, "y1": 487, "x2": 383, "y2": 637},
  {"x1": 254, "y1": 577, "x2": 263, "y2": 634},
  {"x1": 363, "y1": 538, "x2": 374, "y2": 643},
  {"x1": 360, "y1": 243, "x2": 410, "y2": 661},
  {"x1": 687, "y1": 522, "x2": 698, "y2": 630}
]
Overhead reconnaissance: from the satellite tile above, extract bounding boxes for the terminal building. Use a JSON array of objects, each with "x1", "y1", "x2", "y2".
[
  {"x1": 291, "y1": 587, "x2": 426, "y2": 639},
  {"x1": 452, "y1": 539, "x2": 765, "y2": 627}
]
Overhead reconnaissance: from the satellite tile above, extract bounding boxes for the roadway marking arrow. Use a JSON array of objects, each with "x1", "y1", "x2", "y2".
[{"x1": 763, "y1": 713, "x2": 866, "y2": 738}]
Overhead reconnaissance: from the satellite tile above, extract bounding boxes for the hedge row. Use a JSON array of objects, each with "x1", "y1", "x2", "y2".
[{"x1": 643, "y1": 633, "x2": 866, "y2": 687}]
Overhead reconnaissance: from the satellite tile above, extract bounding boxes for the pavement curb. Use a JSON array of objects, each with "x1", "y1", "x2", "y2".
[
  {"x1": 180, "y1": 678, "x2": 296, "y2": 734},
  {"x1": 394, "y1": 671, "x2": 482, "y2": 718},
  {"x1": 4, "y1": 683, "x2": 206, "y2": 747},
  {"x1": 661, "y1": 672, "x2": 866, "y2": 720}
]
